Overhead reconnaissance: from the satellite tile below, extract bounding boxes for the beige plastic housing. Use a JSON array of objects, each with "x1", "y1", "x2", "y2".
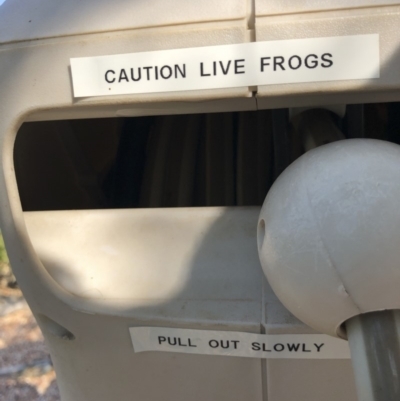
[{"x1": 1, "y1": 1, "x2": 400, "y2": 400}]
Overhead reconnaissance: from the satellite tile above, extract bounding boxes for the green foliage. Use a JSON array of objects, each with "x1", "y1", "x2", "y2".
[{"x1": 0, "y1": 232, "x2": 9, "y2": 264}]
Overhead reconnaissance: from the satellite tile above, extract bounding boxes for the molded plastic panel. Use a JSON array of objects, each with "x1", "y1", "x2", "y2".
[
  {"x1": 263, "y1": 302, "x2": 357, "y2": 400},
  {"x1": 255, "y1": 0, "x2": 400, "y2": 16},
  {"x1": 0, "y1": 0, "x2": 247, "y2": 44},
  {"x1": 42, "y1": 313, "x2": 264, "y2": 401},
  {"x1": 255, "y1": 6, "x2": 400, "y2": 108},
  {"x1": 0, "y1": 25, "x2": 252, "y2": 126},
  {"x1": 21, "y1": 207, "x2": 265, "y2": 401},
  {"x1": 266, "y1": 360, "x2": 357, "y2": 400},
  {"x1": 24, "y1": 208, "x2": 262, "y2": 327}
]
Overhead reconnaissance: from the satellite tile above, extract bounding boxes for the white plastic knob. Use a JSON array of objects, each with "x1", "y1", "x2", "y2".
[{"x1": 258, "y1": 139, "x2": 400, "y2": 338}]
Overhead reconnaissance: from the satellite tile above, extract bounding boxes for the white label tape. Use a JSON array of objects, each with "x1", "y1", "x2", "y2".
[
  {"x1": 129, "y1": 327, "x2": 350, "y2": 359},
  {"x1": 71, "y1": 34, "x2": 379, "y2": 98}
]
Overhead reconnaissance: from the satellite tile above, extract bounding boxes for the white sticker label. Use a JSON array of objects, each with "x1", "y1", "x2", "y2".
[
  {"x1": 129, "y1": 327, "x2": 350, "y2": 359},
  {"x1": 71, "y1": 34, "x2": 379, "y2": 98}
]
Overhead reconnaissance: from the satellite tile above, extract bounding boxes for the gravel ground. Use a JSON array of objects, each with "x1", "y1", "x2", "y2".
[{"x1": 0, "y1": 262, "x2": 60, "y2": 401}]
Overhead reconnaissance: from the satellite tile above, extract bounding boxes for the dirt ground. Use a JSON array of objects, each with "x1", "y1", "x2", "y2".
[{"x1": 0, "y1": 262, "x2": 60, "y2": 401}]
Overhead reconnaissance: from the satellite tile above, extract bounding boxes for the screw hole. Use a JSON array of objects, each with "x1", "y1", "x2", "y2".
[
  {"x1": 257, "y1": 219, "x2": 266, "y2": 251},
  {"x1": 37, "y1": 314, "x2": 75, "y2": 341}
]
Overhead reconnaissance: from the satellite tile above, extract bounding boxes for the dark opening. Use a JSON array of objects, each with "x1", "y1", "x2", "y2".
[{"x1": 13, "y1": 103, "x2": 400, "y2": 211}]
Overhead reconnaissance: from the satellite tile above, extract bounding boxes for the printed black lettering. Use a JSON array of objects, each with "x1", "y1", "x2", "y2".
[
  {"x1": 209, "y1": 340, "x2": 219, "y2": 348},
  {"x1": 220, "y1": 340, "x2": 230, "y2": 349},
  {"x1": 118, "y1": 69, "x2": 129, "y2": 83},
  {"x1": 158, "y1": 336, "x2": 166, "y2": 345},
  {"x1": 174, "y1": 64, "x2": 186, "y2": 78},
  {"x1": 273, "y1": 56, "x2": 285, "y2": 71},
  {"x1": 143, "y1": 66, "x2": 153, "y2": 80},
  {"x1": 160, "y1": 65, "x2": 172, "y2": 79},
  {"x1": 287, "y1": 343, "x2": 300, "y2": 352},
  {"x1": 234, "y1": 59, "x2": 245, "y2": 74},
  {"x1": 261, "y1": 57, "x2": 271, "y2": 72},
  {"x1": 154, "y1": 66, "x2": 158, "y2": 80},
  {"x1": 168, "y1": 337, "x2": 177, "y2": 346},
  {"x1": 288, "y1": 55, "x2": 301, "y2": 70},
  {"x1": 274, "y1": 344, "x2": 285, "y2": 352},
  {"x1": 213, "y1": 61, "x2": 217, "y2": 76},
  {"x1": 302, "y1": 343, "x2": 311, "y2": 352},
  {"x1": 200, "y1": 62, "x2": 211, "y2": 77},
  {"x1": 314, "y1": 343, "x2": 324, "y2": 352},
  {"x1": 252, "y1": 342, "x2": 261, "y2": 351},
  {"x1": 262, "y1": 343, "x2": 272, "y2": 352},
  {"x1": 219, "y1": 60, "x2": 232, "y2": 75},
  {"x1": 178, "y1": 338, "x2": 187, "y2": 347},
  {"x1": 130, "y1": 68, "x2": 141, "y2": 82},
  {"x1": 188, "y1": 339, "x2": 197, "y2": 348},
  {"x1": 305, "y1": 54, "x2": 318, "y2": 69},
  {"x1": 232, "y1": 340, "x2": 239, "y2": 349},
  {"x1": 321, "y1": 53, "x2": 333, "y2": 68},
  {"x1": 105, "y1": 70, "x2": 116, "y2": 83}
]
